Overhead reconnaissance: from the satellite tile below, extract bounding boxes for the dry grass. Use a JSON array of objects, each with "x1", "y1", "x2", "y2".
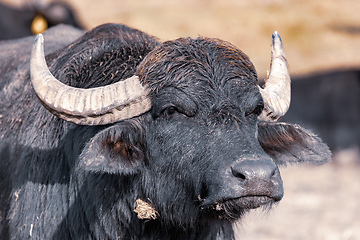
[{"x1": 134, "y1": 199, "x2": 159, "y2": 220}]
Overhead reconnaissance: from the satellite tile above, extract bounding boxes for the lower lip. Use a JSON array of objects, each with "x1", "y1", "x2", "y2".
[{"x1": 235, "y1": 195, "x2": 274, "y2": 209}]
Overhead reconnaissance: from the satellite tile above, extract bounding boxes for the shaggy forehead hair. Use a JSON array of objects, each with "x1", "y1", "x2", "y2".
[{"x1": 137, "y1": 37, "x2": 258, "y2": 91}]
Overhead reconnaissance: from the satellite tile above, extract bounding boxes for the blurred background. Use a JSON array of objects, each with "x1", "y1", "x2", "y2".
[{"x1": 1, "y1": 0, "x2": 359, "y2": 239}]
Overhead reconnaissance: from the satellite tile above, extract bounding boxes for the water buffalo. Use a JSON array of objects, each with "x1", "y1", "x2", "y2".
[
  {"x1": 0, "y1": 1, "x2": 83, "y2": 40},
  {"x1": 0, "y1": 23, "x2": 331, "y2": 239}
]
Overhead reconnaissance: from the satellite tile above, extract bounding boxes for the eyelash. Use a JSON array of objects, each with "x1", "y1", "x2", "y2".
[
  {"x1": 245, "y1": 103, "x2": 264, "y2": 117},
  {"x1": 160, "y1": 106, "x2": 180, "y2": 119}
]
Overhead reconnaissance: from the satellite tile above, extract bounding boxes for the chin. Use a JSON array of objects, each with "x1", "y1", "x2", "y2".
[{"x1": 200, "y1": 195, "x2": 280, "y2": 221}]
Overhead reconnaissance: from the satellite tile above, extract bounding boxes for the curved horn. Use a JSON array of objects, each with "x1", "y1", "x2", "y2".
[
  {"x1": 30, "y1": 34, "x2": 151, "y2": 125},
  {"x1": 258, "y1": 31, "x2": 291, "y2": 122}
]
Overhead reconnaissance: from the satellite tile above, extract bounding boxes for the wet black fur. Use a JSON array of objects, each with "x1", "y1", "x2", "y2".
[{"x1": 0, "y1": 23, "x2": 331, "y2": 239}]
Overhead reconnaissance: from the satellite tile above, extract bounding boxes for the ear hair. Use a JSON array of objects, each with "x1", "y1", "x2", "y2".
[
  {"x1": 79, "y1": 120, "x2": 145, "y2": 174},
  {"x1": 258, "y1": 121, "x2": 331, "y2": 166}
]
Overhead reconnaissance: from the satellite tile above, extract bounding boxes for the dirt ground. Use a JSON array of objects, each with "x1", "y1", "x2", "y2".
[
  {"x1": 2, "y1": 0, "x2": 360, "y2": 239},
  {"x1": 4, "y1": 0, "x2": 360, "y2": 76},
  {"x1": 238, "y1": 162, "x2": 360, "y2": 240}
]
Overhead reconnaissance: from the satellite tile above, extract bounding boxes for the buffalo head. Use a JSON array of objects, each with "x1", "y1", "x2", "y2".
[{"x1": 28, "y1": 24, "x2": 330, "y2": 237}]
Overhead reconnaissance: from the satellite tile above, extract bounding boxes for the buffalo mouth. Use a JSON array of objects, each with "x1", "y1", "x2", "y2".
[{"x1": 200, "y1": 195, "x2": 281, "y2": 220}]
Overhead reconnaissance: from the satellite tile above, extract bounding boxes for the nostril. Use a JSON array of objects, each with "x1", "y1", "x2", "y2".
[
  {"x1": 270, "y1": 168, "x2": 276, "y2": 178},
  {"x1": 270, "y1": 168, "x2": 281, "y2": 182},
  {"x1": 231, "y1": 159, "x2": 279, "y2": 182},
  {"x1": 231, "y1": 167, "x2": 246, "y2": 181}
]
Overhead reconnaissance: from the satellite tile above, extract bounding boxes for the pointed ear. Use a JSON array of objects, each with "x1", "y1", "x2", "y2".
[
  {"x1": 79, "y1": 120, "x2": 145, "y2": 174},
  {"x1": 258, "y1": 121, "x2": 331, "y2": 166}
]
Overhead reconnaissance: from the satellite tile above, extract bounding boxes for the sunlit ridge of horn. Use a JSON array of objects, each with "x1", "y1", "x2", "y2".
[
  {"x1": 258, "y1": 31, "x2": 291, "y2": 122},
  {"x1": 30, "y1": 34, "x2": 151, "y2": 125}
]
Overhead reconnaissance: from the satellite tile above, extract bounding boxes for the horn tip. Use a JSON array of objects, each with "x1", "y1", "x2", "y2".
[
  {"x1": 271, "y1": 31, "x2": 285, "y2": 55},
  {"x1": 272, "y1": 31, "x2": 282, "y2": 45},
  {"x1": 272, "y1": 31, "x2": 279, "y2": 37},
  {"x1": 34, "y1": 33, "x2": 44, "y2": 45}
]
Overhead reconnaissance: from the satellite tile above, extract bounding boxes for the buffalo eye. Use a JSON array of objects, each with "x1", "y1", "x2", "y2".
[
  {"x1": 246, "y1": 102, "x2": 264, "y2": 117},
  {"x1": 154, "y1": 103, "x2": 195, "y2": 120},
  {"x1": 252, "y1": 103, "x2": 264, "y2": 116},
  {"x1": 159, "y1": 106, "x2": 185, "y2": 120},
  {"x1": 160, "y1": 106, "x2": 179, "y2": 120},
  {"x1": 166, "y1": 106, "x2": 177, "y2": 115}
]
